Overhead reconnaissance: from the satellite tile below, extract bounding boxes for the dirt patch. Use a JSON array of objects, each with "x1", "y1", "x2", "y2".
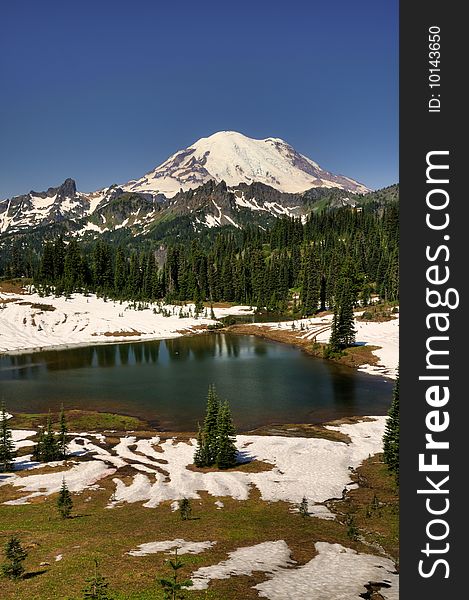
[
  {"x1": 10, "y1": 410, "x2": 150, "y2": 433},
  {"x1": 93, "y1": 330, "x2": 142, "y2": 337},
  {"x1": 15, "y1": 301, "x2": 56, "y2": 311},
  {"x1": 0, "y1": 279, "x2": 31, "y2": 294},
  {"x1": 248, "y1": 423, "x2": 351, "y2": 443},
  {"x1": 187, "y1": 460, "x2": 274, "y2": 474},
  {"x1": 175, "y1": 325, "x2": 208, "y2": 334},
  {"x1": 0, "y1": 297, "x2": 23, "y2": 304}
]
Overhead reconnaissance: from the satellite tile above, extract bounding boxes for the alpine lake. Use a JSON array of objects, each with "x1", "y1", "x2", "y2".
[{"x1": 0, "y1": 331, "x2": 393, "y2": 431}]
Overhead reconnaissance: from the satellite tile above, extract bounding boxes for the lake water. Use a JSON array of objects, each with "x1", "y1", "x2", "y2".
[{"x1": 0, "y1": 333, "x2": 392, "y2": 431}]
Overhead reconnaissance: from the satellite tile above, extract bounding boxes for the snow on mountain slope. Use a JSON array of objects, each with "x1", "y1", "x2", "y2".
[
  {"x1": 0, "y1": 179, "x2": 91, "y2": 234},
  {"x1": 122, "y1": 131, "x2": 369, "y2": 197},
  {"x1": 0, "y1": 132, "x2": 372, "y2": 236}
]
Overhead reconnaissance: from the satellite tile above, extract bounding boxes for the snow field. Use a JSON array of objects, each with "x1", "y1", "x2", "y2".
[
  {"x1": 3, "y1": 418, "x2": 385, "y2": 516},
  {"x1": 0, "y1": 291, "x2": 253, "y2": 353}
]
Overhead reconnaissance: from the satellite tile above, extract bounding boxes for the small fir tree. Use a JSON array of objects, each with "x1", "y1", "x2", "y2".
[
  {"x1": 383, "y1": 372, "x2": 399, "y2": 482},
  {"x1": 298, "y1": 496, "x2": 309, "y2": 518},
  {"x1": 346, "y1": 515, "x2": 359, "y2": 541},
  {"x1": 216, "y1": 401, "x2": 237, "y2": 469},
  {"x1": 32, "y1": 426, "x2": 45, "y2": 462},
  {"x1": 158, "y1": 547, "x2": 193, "y2": 600},
  {"x1": 0, "y1": 402, "x2": 15, "y2": 472},
  {"x1": 179, "y1": 498, "x2": 192, "y2": 521},
  {"x1": 82, "y1": 559, "x2": 114, "y2": 600},
  {"x1": 33, "y1": 413, "x2": 61, "y2": 462},
  {"x1": 337, "y1": 288, "x2": 356, "y2": 348},
  {"x1": 58, "y1": 405, "x2": 69, "y2": 459},
  {"x1": 327, "y1": 304, "x2": 341, "y2": 354},
  {"x1": 193, "y1": 424, "x2": 208, "y2": 468},
  {"x1": 1, "y1": 536, "x2": 27, "y2": 580},
  {"x1": 42, "y1": 412, "x2": 60, "y2": 462},
  {"x1": 57, "y1": 478, "x2": 73, "y2": 518}
]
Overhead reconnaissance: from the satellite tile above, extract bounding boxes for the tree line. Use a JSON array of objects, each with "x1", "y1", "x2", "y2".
[{"x1": 23, "y1": 204, "x2": 398, "y2": 314}]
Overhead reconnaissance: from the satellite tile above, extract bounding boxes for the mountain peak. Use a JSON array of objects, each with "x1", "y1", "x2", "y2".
[{"x1": 123, "y1": 131, "x2": 369, "y2": 197}]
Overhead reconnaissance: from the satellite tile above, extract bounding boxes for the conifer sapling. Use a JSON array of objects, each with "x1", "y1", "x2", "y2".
[
  {"x1": 57, "y1": 478, "x2": 73, "y2": 519},
  {"x1": 1, "y1": 536, "x2": 27, "y2": 580},
  {"x1": 0, "y1": 402, "x2": 15, "y2": 472}
]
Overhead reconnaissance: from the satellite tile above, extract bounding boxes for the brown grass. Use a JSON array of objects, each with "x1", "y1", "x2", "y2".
[
  {"x1": 0, "y1": 278, "x2": 30, "y2": 294},
  {"x1": 226, "y1": 324, "x2": 382, "y2": 371},
  {"x1": 187, "y1": 460, "x2": 274, "y2": 474},
  {"x1": 330, "y1": 454, "x2": 399, "y2": 562},
  {"x1": 93, "y1": 330, "x2": 143, "y2": 337}
]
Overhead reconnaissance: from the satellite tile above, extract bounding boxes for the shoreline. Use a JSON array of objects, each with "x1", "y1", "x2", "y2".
[
  {"x1": 0, "y1": 290, "x2": 253, "y2": 356},
  {"x1": 225, "y1": 315, "x2": 398, "y2": 381},
  {"x1": 1, "y1": 290, "x2": 398, "y2": 380},
  {"x1": 9, "y1": 409, "x2": 387, "y2": 440}
]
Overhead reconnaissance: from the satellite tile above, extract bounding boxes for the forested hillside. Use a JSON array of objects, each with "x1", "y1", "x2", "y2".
[{"x1": 1, "y1": 200, "x2": 398, "y2": 314}]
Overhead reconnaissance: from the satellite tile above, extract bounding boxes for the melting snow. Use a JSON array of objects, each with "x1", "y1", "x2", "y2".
[
  {"x1": 128, "y1": 539, "x2": 216, "y2": 557},
  {"x1": 191, "y1": 540, "x2": 293, "y2": 590},
  {"x1": 0, "y1": 291, "x2": 253, "y2": 354},
  {"x1": 254, "y1": 542, "x2": 399, "y2": 600},
  {"x1": 2, "y1": 418, "x2": 385, "y2": 512}
]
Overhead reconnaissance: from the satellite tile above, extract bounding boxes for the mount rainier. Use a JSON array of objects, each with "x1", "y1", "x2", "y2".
[{"x1": 0, "y1": 131, "x2": 371, "y2": 237}]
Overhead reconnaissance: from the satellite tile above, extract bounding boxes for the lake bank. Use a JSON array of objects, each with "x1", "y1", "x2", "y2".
[
  {"x1": 0, "y1": 290, "x2": 254, "y2": 355},
  {"x1": 225, "y1": 311, "x2": 399, "y2": 380}
]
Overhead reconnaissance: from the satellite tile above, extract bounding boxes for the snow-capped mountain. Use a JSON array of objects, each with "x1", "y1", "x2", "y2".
[
  {"x1": 0, "y1": 131, "x2": 372, "y2": 237},
  {"x1": 0, "y1": 179, "x2": 91, "y2": 234},
  {"x1": 122, "y1": 131, "x2": 369, "y2": 197}
]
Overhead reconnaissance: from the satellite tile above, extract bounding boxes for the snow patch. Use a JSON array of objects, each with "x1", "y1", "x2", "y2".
[
  {"x1": 254, "y1": 542, "x2": 399, "y2": 600},
  {"x1": 191, "y1": 540, "x2": 293, "y2": 590},
  {"x1": 128, "y1": 539, "x2": 216, "y2": 557}
]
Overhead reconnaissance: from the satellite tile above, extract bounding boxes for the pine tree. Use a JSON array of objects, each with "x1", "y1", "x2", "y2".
[
  {"x1": 346, "y1": 515, "x2": 359, "y2": 541},
  {"x1": 58, "y1": 405, "x2": 68, "y2": 459},
  {"x1": 328, "y1": 285, "x2": 356, "y2": 352},
  {"x1": 383, "y1": 372, "x2": 399, "y2": 481},
  {"x1": 193, "y1": 424, "x2": 208, "y2": 467},
  {"x1": 158, "y1": 547, "x2": 193, "y2": 600},
  {"x1": 298, "y1": 496, "x2": 309, "y2": 518},
  {"x1": 179, "y1": 498, "x2": 192, "y2": 521},
  {"x1": 57, "y1": 478, "x2": 73, "y2": 518},
  {"x1": 216, "y1": 401, "x2": 237, "y2": 469},
  {"x1": 337, "y1": 287, "x2": 356, "y2": 348},
  {"x1": 1, "y1": 536, "x2": 27, "y2": 580},
  {"x1": 41, "y1": 412, "x2": 61, "y2": 462},
  {"x1": 82, "y1": 559, "x2": 114, "y2": 600},
  {"x1": 327, "y1": 304, "x2": 341, "y2": 354},
  {"x1": 0, "y1": 402, "x2": 15, "y2": 472},
  {"x1": 202, "y1": 384, "x2": 220, "y2": 466},
  {"x1": 32, "y1": 426, "x2": 45, "y2": 462}
]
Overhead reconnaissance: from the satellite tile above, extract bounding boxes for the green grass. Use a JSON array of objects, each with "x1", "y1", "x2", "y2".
[
  {"x1": 0, "y1": 454, "x2": 399, "y2": 600},
  {"x1": 10, "y1": 411, "x2": 149, "y2": 432}
]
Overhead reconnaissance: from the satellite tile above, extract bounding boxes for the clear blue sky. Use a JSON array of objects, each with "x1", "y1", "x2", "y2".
[{"x1": 0, "y1": 0, "x2": 398, "y2": 198}]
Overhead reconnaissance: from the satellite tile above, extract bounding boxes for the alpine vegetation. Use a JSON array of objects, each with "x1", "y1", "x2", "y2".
[
  {"x1": 383, "y1": 372, "x2": 399, "y2": 482},
  {"x1": 194, "y1": 385, "x2": 238, "y2": 469},
  {"x1": 32, "y1": 410, "x2": 69, "y2": 463},
  {"x1": 0, "y1": 403, "x2": 15, "y2": 472}
]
